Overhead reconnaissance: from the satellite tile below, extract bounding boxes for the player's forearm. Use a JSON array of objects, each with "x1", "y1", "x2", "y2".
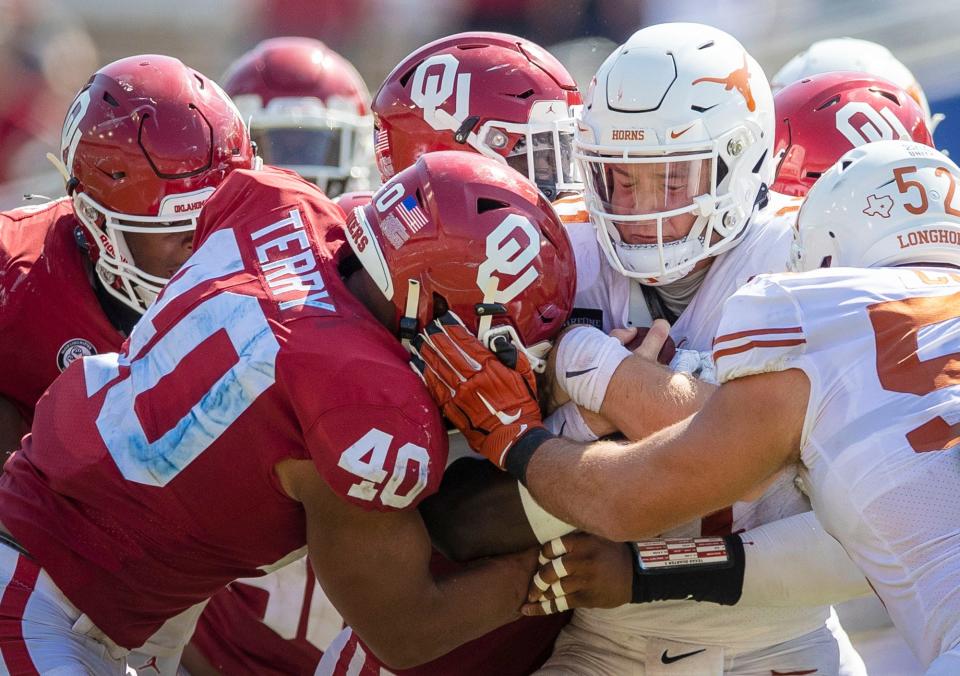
[
  {"x1": 521, "y1": 420, "x2": 757, "y2": 542},
  {"x1": 419, "y1": 458, "x2": 539, "y2": 561},
  {"x1": 600, "y1": 353, "x2": 715, "y2": 441},
  {"x1": 521, "y1": 435, "x2": 678, "y2": 541},
  {"x1": 508, "y1": 377, "x2": 712, "y2": 547},
  {"x1": 624, "y1": 511, "x2": 870, "y2": 609},
  {"x1": 361, "y1": 549, "x2": 536, "y2": 669},
  {"x1": 521, "y1": 372, "x2": 802, "y2": 542}
]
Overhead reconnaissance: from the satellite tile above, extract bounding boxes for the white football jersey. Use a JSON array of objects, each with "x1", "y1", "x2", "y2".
[
  {"x1": 563, "y1": 193, "x2": 835, "y2": 651},
  {"x1": 714, "y1": 266, "x2": 960, "y2": 666},
  {"x1": 554, "y1": 194, "x2": 637, "y2": 333},
  {"x1": 671, "y1": 192, "x2": 803, "y2": 350}
]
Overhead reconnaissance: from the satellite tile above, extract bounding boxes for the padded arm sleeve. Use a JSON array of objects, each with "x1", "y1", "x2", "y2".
[{"x1": 739, "y1": 511, "x2": 871, "y2": 607}]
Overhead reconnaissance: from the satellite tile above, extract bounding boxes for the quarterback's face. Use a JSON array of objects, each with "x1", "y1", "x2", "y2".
[
  {"x1": 606, "y1": 160, "x2": 710, "y2": 244},
  {"x1": 124, "y1": 225, "x2": 194, "y2": 280}
]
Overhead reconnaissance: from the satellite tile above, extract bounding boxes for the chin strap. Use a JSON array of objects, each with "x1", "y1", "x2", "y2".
[
  {"x1": 46, "y1": 152, "x2": 70, "y2": 183},
  {"x1": 476, "y1": 276, "x2": 499, "y2": 339},
  {"x1": 399, "y1": 279, "x2": 420, "y2": 349},
  {"x1": 401, "y1": 274, "x2": 550, "y2": 373}
]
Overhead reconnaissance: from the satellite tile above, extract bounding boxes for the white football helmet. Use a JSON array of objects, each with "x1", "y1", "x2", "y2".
[
  {"x1": 576, "y1": 23, "x2": 775, "y2": 285},
  {"x1": 793, "y1": 140, "x2": 960, "y2": 271},
  {"x1": 772, "y1": 38, "x2": 942, "y2": 134}
]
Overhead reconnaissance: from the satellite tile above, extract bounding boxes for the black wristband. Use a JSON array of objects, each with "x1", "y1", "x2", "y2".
[
  {"x1": 630, "y1": 533, "x2": 745, "y2": 606},
  {"x1": 503, "y1": 427, "x2": 555, "y2": 486}
]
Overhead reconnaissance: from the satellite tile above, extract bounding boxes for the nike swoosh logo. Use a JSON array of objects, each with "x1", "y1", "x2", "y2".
[
  {"x1": 661, "y1": 648, "x2": 706, "y2": 664},
  {"x1": 670, "y1": 124, "x2": 695, "y2": 139},
  {"x1": 565, "y1": 366, "x2": 598, "y2": 378},
  {"x1": 477, "y1": 392, "x2": 521, "y2": 424}
]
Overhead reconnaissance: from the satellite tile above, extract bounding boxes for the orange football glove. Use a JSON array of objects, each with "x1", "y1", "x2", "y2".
[{"x1": 409, "y1": 312, "x2": 552, "y2": 469}]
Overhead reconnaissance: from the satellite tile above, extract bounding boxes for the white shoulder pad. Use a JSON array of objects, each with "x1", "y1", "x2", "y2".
[{"x1": 712, "y1": 274, "x2": 807, "y2": 383}]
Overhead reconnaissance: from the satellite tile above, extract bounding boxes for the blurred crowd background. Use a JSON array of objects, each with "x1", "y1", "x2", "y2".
[{"x1": 3, "y1": 0, "x2": 960, "y2": 209}]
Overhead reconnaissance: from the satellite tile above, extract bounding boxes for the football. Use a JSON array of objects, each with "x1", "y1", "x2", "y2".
[{"x1": 624, "y1": 327, "x2": 677, "y2": 365}]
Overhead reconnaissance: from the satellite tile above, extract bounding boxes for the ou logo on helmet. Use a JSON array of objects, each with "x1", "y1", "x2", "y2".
[
  {"x1": 835, "y1": 101, "x2": 910, "y2": 147},
  {"x1": 410, "y1": 54, "x2": 472, "y2": 134},
  {"x1": 61, "y1": 88, "x2": 92, "y2": 172},
  {"x1": 476, "y1": 214, "x2": 541, "y2": 304}
]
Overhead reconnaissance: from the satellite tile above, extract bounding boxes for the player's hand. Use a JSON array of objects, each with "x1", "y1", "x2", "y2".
[
  {"x1": 521, "y1": 533, "x2": 633, "y2": 616},
  {"x1": 614, "y1": 319, "x2": 676, "y2": 364},
  {"x1": 409, "y1": 312, "x2": 547, "y2": 468},
  {"x1": 543, "y1": 324, "x2": 667, "y2": 412}
]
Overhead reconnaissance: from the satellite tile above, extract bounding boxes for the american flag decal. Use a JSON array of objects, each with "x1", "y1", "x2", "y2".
[
  {"x1": 374, "y1": 128, "x2": 394, "y2": 177},
  {"x1": 396, "y1": 195, "x2": 428, "y2": 233},
  {"x1": 375, "y1": 128, "x2": 390, "y2": 155}
]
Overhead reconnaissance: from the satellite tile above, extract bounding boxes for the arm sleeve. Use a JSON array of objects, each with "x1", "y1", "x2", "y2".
[
  {"x1": 738, "y1": 511, "x2": 872, "y2": 606},
  {"x1": 713, "y1": 275, "x2": 808, "y2": 383}
]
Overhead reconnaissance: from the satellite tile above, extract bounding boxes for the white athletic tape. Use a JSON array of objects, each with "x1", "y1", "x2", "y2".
[
  {"x1": 519, "y1": 484, "x2": 576, "y2": 544},
  {"x1": 549, "y1": 537, "x2": 568, "y2": 557},
  {"x1": 541, "y1": 600, "x2": 554, "y2": 615},
  {"x1": 533, "y1": 572, "x2": 549, "y2": 592},
  {"x1": 552, "y1": 556, "x2": 569, "y2": 578},
  {"x1": 538, "y1": 553, "x2": 549, "y2": 566},
  {"x1": 555, "y1": 596, "x2": 569, "y2": 612},
  {"x1": 555, "y1": 325, "x2": 631, "y2": 412},
  {"x1": 551, "y1": 580, "x2": 564, "y2": 598}
]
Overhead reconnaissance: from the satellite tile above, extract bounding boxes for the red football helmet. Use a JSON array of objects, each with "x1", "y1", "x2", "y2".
[
  {"x1": 333, "y1": 190, "x2": 374, "y2": 219},
  {"x1": 372, "y1": 32, "x2": 582, "y2": 201},
  {"x1": 61, "y1": 54, "x2": 254, "y2": 313},
  {"x1": 223, "y1": 37, "x2": 373, "y2": 197},
  {"x1": 772, "y1": 71, "x2": 933, "y2": 196},
  {"x1": 344, "y1": 151, "x2": 575, "y2": 371}
]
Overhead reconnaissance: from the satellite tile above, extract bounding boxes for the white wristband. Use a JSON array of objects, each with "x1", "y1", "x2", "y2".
[
  {"x1": 543, "y1": 401, "x2": 600, "y2": 442},
  {"x1": 555, "y1": 326, "x2": 631, "y2": 413}
]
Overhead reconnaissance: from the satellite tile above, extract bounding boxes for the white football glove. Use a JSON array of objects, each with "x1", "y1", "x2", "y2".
[{"x1": 669, "y1": 348, "x2": 717, "y2": 384}]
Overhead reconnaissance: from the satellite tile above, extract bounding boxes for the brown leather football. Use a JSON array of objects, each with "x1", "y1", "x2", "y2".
[{"x1": 624, "y1": 327, "x2": 677, "y2": 365}]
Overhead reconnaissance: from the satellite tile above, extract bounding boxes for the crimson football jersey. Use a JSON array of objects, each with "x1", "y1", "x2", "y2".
[
  {"x1": 322, "y1": 550, "x2": 569, "y2": 676},
  {"x1": 195, "y1": 547, "x2": 568, "y2": 676},
  {"x1": 0, "y1": 198, "x2": 124, "y2": 424},
  {"x1": 190, "y1": 557, "x2": 332, "y2": 675},
  {"x1": 0, "y1": 167, "x2": 447, "y2": 650}
]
